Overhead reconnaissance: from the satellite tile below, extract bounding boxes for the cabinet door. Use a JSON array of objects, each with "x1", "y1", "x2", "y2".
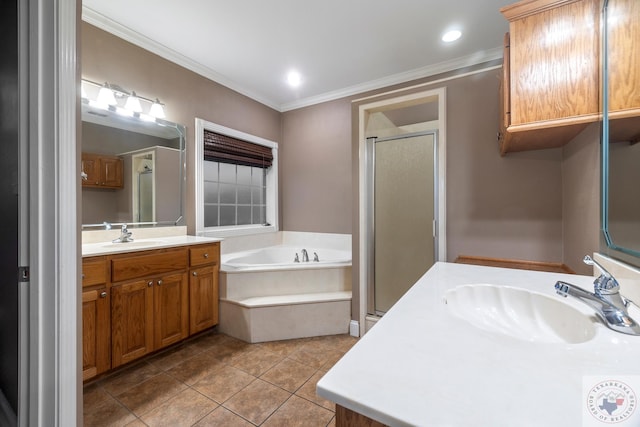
[
  {"x1": 82, "y1": 288, "x2": 110, "y2": 380},
  {"x1": 189, "y1": 265, "x2": 219, "y2": 334},
  {"x1": 608, "y1": 0, "x2": 640, "y2": 117},
  {"x1": 111, "y1": 279, "x2": 154, "y2": 368},
  {"x1": 154, "y1": 272, "x2": 189, "y2": 349},
  {"x1": 81, "y1": 153, "x2": 101, "y2": 187},
  {"x1": 101, "y1": 157, "x2": 123, "y2": 188},
  {"x1": 508, "y1": 0, "x2": 599, "y2": 127}
]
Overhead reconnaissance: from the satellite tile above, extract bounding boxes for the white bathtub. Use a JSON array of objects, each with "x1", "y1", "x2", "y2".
[
  {"x1": 221, "y1": 245, "x2": 351, "y2": 271},
  {"x1": 219, "y1": 244, "x2": 352, "y2": 343}
]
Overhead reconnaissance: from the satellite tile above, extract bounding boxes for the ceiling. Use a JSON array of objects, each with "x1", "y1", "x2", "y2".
[{"x1": 82, "y1": 0, "x2": 513, "y2": 112}]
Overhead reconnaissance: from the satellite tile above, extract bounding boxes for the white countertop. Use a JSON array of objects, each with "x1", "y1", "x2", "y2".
[
  {"x1": 82, "y1": 235, "x2": 222, "y2": 257},
  {"x1": 317, "y1": 262, "x2": 640, "y2": 427}
]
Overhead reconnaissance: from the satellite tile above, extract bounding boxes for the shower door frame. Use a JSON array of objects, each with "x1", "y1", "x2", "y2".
[
  {"x1": 357, "y1": 87, "x2": 447, "y2": 336},
  {"x1": 366, "y1": 131, "x2": 439, "y2": 317}
]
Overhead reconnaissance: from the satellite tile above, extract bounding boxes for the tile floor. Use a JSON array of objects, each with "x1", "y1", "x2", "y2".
[{"x1": 83, "y1": 331, "x2": 358, "y2": 426}]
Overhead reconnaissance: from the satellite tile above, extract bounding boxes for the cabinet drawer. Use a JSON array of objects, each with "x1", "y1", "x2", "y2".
[
  {"x1": 82, "y1": 257, "x2": 107, "y2": 287},
  {"x1": 189, "y1": 243, "x2": 219, "y2": 267},
  {"x1": 111, "y1": 248, "x2": 188, "y2": 282}
]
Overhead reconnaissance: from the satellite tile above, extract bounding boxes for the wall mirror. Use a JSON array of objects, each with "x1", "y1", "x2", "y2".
[
  {"x1": 81, "y1": 103, "x2": 186, "y2": 229},
  {"x1": 601, "y1": 0, "x2": 640, "y2": 266}
]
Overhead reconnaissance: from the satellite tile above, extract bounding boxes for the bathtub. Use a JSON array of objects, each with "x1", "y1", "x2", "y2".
[
  {"x1": 222, "y1": 246, "x2": 351, "y2": 271},
  {"x1": 219, "y1": 244, "x2": 352, "y2": 343}
]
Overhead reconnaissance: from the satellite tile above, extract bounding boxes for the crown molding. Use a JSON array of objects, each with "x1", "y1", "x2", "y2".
[
  {"x1": 279, "y1": 47, "x2": 504, "y2": 111},
  {"x1": 83, "y1": 6, "x2": 503, "y2": 113}
]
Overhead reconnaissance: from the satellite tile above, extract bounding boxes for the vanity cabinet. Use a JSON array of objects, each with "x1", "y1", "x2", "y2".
[
  {"x1": 82, "y1": 257, "x2": 110, "y2": 381},
  {"x1": 110, "y1": 247, "x2": 189, "y2": 368},
  {"x1": 82, "y1": 241, "x2": 221, "y2": 377},
  {"x1": 189, "y1": 244, "x2": 220, "y2": 334},
  {"x1": 81, "y1": 152, "x2": 123, "y2": 189},
  {"x1": 499, "y1": 0, "x2": 601, "y2": 154}
]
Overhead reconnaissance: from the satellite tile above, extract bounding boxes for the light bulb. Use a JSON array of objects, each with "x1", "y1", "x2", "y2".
[
  {"x1": 96, "y1": 83, "x2": 117, "y2": 108},
  {"x1": 149, "y1": 99, "x2": 165, "y2": 119},
  {"x1": 124, "y1": 92, "x2": 143, "y2": 113}
]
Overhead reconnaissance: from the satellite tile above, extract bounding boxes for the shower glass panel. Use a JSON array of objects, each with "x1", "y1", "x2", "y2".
[{"x1": 372, "y1": 132, "x2": 436, "y2": 315}]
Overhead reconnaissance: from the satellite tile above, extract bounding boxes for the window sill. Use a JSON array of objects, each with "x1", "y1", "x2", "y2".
[{"x1": 198, "y1": 224, "x2": 277, "y2": 239}]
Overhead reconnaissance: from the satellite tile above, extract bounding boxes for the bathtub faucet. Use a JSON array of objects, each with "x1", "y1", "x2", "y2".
[{"x1": 301, "y1": 249, "x2": 309, "y2": 262}]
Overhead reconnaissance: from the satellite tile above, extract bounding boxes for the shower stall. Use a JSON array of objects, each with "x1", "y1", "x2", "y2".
[{"x1": 366, "y1": 131, "x2": 438, "y2": 315}]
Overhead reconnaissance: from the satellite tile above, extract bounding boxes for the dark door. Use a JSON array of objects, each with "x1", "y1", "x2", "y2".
[{"x1": 0, "y1": 0, "x2": 20, "y2": 420}]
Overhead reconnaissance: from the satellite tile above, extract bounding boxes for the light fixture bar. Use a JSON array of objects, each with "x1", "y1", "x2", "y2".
[{"x1": 81, "y1": 78, "x2": 167, "y2": 119}]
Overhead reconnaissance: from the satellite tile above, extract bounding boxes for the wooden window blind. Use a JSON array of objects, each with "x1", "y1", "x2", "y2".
[{"x1": 203, "y1": 130, "x2": 273, "y2": 168}]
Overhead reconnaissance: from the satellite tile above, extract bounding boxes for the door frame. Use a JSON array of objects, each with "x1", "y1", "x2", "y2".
[{"x1": 357, "y1": 87, "x2": 447, "y2": 336}]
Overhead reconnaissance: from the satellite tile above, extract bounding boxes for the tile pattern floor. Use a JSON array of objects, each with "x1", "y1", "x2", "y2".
[{"x1": 83, "y1": 331, "x2": 357, "y2": 426}]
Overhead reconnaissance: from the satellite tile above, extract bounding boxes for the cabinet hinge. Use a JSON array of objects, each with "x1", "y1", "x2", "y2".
[{"x1": 18, "y1": 266, "x2": 29, "y2": 282}]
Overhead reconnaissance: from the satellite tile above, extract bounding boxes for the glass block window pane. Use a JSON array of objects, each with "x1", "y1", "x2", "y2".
[
  {"x1": 204, "y1": 204, "x2": 218, "y2": 227},
  {"x1": 237, "y1": 186, "x2": 251, "y2": 204},
  {"x1": 237, "y1": 206, "x2": 251, "y2": 224},
  {"x1": 219, "y1": 183, "x2": 236, "y2": 204},
  {"x1": 203, "y1": 182, "x2": 219, "y2": 204},
  {"x1": 219, "y1": 163, "x2": 236, "y2": 183},
  {"x1": 203, "y1": 160, "x2": 268, "y2": 228},
  {"x1": 220, "y1": 206, "x2": 236, "y2": 226}
]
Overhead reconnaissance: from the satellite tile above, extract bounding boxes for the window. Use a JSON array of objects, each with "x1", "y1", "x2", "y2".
[{"x1": 195, "y1": 118, "x2": 278, "y2": 237}]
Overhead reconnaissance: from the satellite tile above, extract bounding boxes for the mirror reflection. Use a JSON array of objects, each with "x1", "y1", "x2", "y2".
[
  {"x1": 602, "y1": 0, "x2": 640, "y2": 261},
  {"x1": 81, "y1": 103, "x2": 186, "y2": 228}
]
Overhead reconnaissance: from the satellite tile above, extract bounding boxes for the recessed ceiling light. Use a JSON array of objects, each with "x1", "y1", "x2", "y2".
[
  {"x1": 287, "y1": 71, "x2": 302, "y2": 87},
  {"x1": 442, "y1": 30, "x2": 462, "y2": 43}
]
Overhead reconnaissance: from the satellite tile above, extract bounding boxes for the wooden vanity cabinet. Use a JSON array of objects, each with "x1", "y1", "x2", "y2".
[
  {"x1": 82, "y1": 257, "x2": 110, "y2": 381},
  {"x1": 188, "y1": 243, "x2": 220, "y2": 334},
  {"x1": 110, "y1": 248, "x2": 189, "y2": 368},
  {"x1": 81, "y1": 152, "x2": 123, "y2": 189},
  {"x1": 499, "y1": 0, "x2": 601, "y2": 154}
]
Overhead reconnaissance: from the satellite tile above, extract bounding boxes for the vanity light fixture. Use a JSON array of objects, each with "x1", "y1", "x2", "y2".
[
  {"x1": 81, "y1": 78, "x2": 167, "y2": 120},
  {"x1": 442, "y1": 30, "x2": 462, "y2": 43},
  {"x1": 96, "y1": 82, "x2": 117, "y2": 108},
  {"x1": 149, "y1": 99, "x2": 166, "y2": 119},
  {"x1": 124, "y1": 91, "x2": 143, "y2": 113}
]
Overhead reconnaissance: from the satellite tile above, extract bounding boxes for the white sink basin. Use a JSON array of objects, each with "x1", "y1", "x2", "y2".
[
  {"x1": 443, "y1": 284, "x2": 596, "y2": 344},
  {"x1": 101, "y1": 239, "x2": 167, "y2": 248}
]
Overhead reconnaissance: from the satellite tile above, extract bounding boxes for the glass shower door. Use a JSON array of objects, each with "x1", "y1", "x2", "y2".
[{"x1": 369, "y1": 132, "x2": 436, "y2": 315}]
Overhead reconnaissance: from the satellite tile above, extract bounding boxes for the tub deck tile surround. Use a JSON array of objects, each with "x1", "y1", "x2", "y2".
[{"x1": 219, "y1": 232, "x2": 353, "y2": 343}]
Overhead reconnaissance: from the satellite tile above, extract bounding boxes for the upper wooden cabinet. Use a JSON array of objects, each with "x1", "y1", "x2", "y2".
[
  {"x1": 607, "y1": 0, "x2": 640, "y2": 120},
  {"x1": 499, "y1": 0, "x2": 601, "y2": 154},
  {"x1": 82, "y1": 152, "x2": 123, "y2": 189}
]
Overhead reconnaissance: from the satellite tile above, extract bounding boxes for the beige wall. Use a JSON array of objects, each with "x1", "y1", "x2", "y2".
[
  {"x1": 561, "y1": 123, "x2": 601, "y2": 275},
  {"x1": 81, "y1": 23, "x2": 282, "y2": 233},
  {"x1": 280, "y1": 100, "x2": 352, "y2": 233}
]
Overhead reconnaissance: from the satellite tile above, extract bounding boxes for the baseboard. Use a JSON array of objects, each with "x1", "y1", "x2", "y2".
[
  {"x1": 454, "y1": 255, "x2": 575, "y2": 274},
  {"x1": 349, "y1": 320, "x2": 360, "y2": 337}
]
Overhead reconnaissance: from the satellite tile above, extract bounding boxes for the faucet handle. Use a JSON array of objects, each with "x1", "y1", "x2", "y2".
[
  {"x1": 583, "y1": 255, "x2": 619, "y2": 292},
  {"x1": 121, "y1": 223, "x2": 128, "y2": 232}
]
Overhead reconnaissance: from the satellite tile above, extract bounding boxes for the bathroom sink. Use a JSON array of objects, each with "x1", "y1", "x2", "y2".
[
  {"x1": 443, "y1": 284, "x2": 596, "y2": 344},
  {"x1": 100, "y1": 239, "x2": 168, "y2": 248}
]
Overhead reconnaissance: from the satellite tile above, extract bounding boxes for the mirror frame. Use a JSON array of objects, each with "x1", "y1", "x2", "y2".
[
  {"x1": 600, "y1": 0, "x2": 640, "y2": 267},
  {"x1": 81, "y1": 105, "x2": 187, "y2": 230}
]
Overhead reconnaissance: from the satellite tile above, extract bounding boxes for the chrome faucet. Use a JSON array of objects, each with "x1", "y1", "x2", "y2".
[
  {"x1": 112, "y1": 224, "x2": 134, "y2": 243},
  {"x1": 554, "y1": 255, "x2": 640, "y2": 335},
  {"x1": 301, "y1": 249, "x2": 309, "y2": 262}
]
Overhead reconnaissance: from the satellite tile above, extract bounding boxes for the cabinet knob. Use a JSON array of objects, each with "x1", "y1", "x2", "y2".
[
  {"x1": 100, "y1": 291, "x2": 107, "y2": 298},
  {"x1": 82, "y1": 273, "x2": 85, "y2": 279},
  {"x1": 157, "y1": 280, "x2": 163, "y2": 286},
  {"x1": 148, "y1": 281, "x2": 153, "y2": 287},
  {"x1": 203, "y1": 253, "x2": 209, "y2": 259},
  {"x1": 192, "y1": 271, "x2": 197, "y2": 277}
]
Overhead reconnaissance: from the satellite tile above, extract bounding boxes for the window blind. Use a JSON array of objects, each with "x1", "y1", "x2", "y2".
[{"x1": 203, "y1": 130, "x2": 273, "y2": 168}]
